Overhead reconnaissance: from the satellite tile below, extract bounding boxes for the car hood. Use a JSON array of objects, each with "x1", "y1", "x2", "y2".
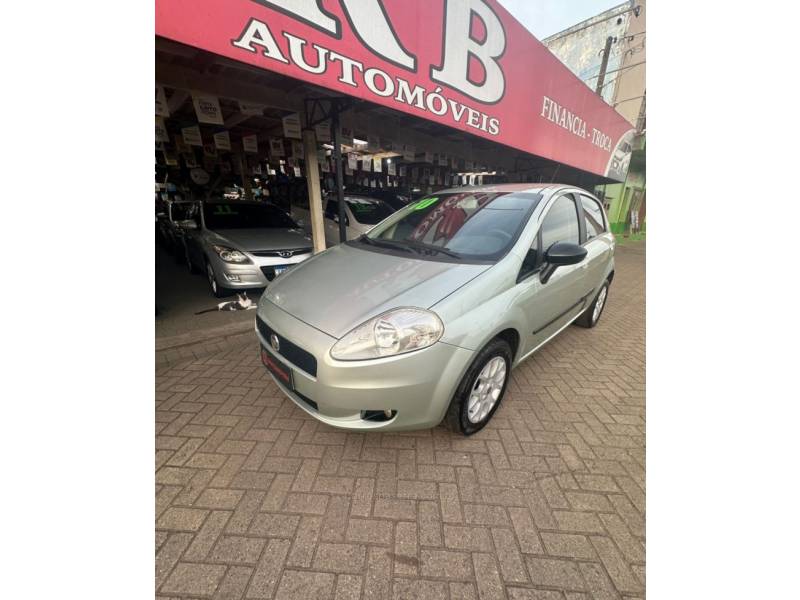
[
  {"x1": 208, "y1": 228, "x2": 311, "y2": 251},
  {"x1": 263, "y1": 243, "x2": 490, "y2": 338}
]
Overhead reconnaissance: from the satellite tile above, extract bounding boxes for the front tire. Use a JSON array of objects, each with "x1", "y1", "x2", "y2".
[
  {"x1": 443, "y1": 338, "x2": 512, "y2": 435},
  {"x1": 206, "y1": 261, "x2": 230, "y2": 298},
  {"x1": 575, "y1": 280, "x2": 610, "y2": 328}
]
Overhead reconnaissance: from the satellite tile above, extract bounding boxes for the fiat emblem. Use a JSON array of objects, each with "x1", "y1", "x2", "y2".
[{"x1": 270, "y1": 334, "x2": 280, "y2": 352}]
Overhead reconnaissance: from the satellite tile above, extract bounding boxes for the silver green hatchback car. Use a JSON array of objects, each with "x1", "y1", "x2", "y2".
[{"x1": 255, "y1": 184, "x2": 614, "y2": 435}]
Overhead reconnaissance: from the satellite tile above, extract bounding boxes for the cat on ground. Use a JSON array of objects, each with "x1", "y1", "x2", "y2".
[{"x1": 195, "y1": 292, "x2": 256, "y2": 314}]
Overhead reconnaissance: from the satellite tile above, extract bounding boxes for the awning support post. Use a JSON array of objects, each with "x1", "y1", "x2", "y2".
[
  {"x1": 331, "y1": 100, "x2": 347, "y2": 243},
  {"x1": 302, "y1": 127, "x2": 326, "y2": 254}
]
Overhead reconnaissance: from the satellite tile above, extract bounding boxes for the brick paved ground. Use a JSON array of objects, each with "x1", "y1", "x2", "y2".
[{"x1": 156, "y1": 242, "x2": 645, "y2": 600}]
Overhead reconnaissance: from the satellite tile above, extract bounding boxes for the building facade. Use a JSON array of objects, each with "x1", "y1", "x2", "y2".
[{"x1": 544, "y1": 0, "x2": 646, "y2": 234}]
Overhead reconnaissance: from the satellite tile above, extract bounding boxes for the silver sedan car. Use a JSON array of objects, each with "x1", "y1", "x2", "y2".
[
  {"x1": 255, "y1": 184, "x2": 614, "y2": 435},
  {"x1": 182, "y1": 200, "x2": 313, "y2": 297}
]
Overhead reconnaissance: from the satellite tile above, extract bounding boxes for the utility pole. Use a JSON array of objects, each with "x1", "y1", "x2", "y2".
[{"x1": 595, "y1": 36, "x2": 614, "y2": 95}]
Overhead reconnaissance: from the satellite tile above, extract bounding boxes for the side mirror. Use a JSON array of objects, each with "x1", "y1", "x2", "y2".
[
  {"x1": 540, "y1": 242, "x2": 587, "y2": 284},
  {"x1": 177, "y1": 219, "x2": 198, "y2": 230}
]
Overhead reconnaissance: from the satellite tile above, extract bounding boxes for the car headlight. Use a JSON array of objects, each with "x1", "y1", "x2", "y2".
[
  {"x1": 330, "y1": 308, "x2": 444, "y2": 361},
  {"x1": 212, "y1": 245, "x2": 251, "y2": 264}
]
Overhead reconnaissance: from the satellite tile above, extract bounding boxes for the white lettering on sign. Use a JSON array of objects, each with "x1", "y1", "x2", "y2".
[
  {"x1": 230, "y1": 18, "x2": 502, "y2": 137},
  {"x1": 244, "y1": 0, "x2": 505, "y2": 106},
  {"x1": 430, "y1": 0, "x2": 507, "y2": 104},
  {"x1": 540, "y1": 95, "x2": 611, "y2": 152}
]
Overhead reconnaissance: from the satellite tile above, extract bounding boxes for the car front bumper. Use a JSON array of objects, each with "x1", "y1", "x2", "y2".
[
  {"x1": 211, "y1": 252, "x2": 311, "y2": 289},
  {"x1": 255, "y1": 300, "x2": 475, "y2": 431}
]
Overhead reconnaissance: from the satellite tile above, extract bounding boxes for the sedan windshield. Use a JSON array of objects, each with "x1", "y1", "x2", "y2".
[
  {"x1": 203, "y1": 203, "x2": 297, "y2": 230},
  {"x1": 363, "y1": 192, "x2": 542, "y2": 261},
  {"x1": 346, "y1": 197, "x2": 395, "y2": 225}
]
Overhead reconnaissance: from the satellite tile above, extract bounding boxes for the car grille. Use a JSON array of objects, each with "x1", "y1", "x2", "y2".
[
  {"x1": 250, "y1": 248, "x2": 312, "y2": 258},
  {"x1": 256, "y1": 315, "x2": 318, "y2": 377}
]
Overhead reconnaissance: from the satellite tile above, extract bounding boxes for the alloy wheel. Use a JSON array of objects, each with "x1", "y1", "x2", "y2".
[
  {"x1": 592, "y1": 286, "x2": 608, "y2": 324},
  {"x1": 466, "y1": 356, "x2": 507, "y2": 423}
]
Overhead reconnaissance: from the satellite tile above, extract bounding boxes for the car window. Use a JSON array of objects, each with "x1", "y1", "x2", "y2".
[
  {"x1": 202, "y1": 203, "x2": 298, "y2": 230},
  {"x1": 580, "y1": 195, "x2": 606, "y2": 240},
  {"x1": 541, "y1": 194, "x2": 580, "y2": 250},
  {"x1": 345, "y1": 197, "x2": 394, "y2": 225},
  {"x1": 366, "y1": 191, "x2": 542, "y2": 262}
]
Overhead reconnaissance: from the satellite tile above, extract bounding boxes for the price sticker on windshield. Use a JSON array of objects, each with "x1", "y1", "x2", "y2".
[{"x1": 413, "y1": 198, "x2": 439, "y2": 211}]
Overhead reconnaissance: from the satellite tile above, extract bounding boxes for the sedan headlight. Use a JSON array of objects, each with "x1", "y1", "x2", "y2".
[
  {"x1": 212, "y1": 244, "x2": 251, "y2": 263},
  {"x1": 330, "y1": 308, "x2": 444, "y2": 361}
]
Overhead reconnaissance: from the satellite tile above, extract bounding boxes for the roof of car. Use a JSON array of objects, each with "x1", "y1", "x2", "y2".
[{"x1": 436, "y1": 183, "x2": 577, "y2": 195}]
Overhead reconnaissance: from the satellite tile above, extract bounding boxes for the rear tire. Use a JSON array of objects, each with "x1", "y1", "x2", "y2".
[
  {"x1": 443, "y1": 338, "x2": 512, "y2": 436},
  {"x1": 575, "y1": 280, "x2": 610, "y2": 328}
]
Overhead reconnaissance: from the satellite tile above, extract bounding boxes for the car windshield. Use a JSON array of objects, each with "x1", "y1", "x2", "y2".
[
  {"x1": 363, "y1": 191, "x2": 542, "y2": 262},
  {"x1": 203, "y1": 202, "x2": 298, "y2": 230},
  {"x1": 346, "y1": 197, "x2": 395, "y2": 225}
]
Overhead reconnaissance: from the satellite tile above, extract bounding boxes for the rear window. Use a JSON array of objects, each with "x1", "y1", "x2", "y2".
[{"x1": 580, "y1": 195, "x2": 607, "y2": 239}]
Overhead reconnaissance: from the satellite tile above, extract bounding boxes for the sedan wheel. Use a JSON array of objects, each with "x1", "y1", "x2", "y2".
[
  {"x1": 206, "y1": 262, "x2": 229, "y2": 298},
  {"x1": 466, "y1": 357, "x2": 507, "y2": 423},
  {"x1": 444, "y1": 338, "x2": 512, "y2": 435},
  {"x1": 575, "y1": 280, "x2": 610, "y2": 328}
]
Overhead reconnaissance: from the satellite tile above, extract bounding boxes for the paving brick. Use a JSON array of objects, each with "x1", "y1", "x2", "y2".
[
  {"x1": 195, "y1": 488, "x2": 245, "y2": 510},
  {"x1": 392, "y1": 578, "x2": 448, "y2": 599},
  {"x1": 287, "y1": 515, "x2": 322, "y2": 568},
  {"x1": 553, "y1": 511, "x2": 605, "y2": 534},
  {"x1": 541, "y1": 532, "x2": 596, "y2": 560},
  {"x1": 209, "y1": 535, "x2": 266, "y2": 564},
  {"x1": 491, "y1": 527, "x2": 529, "y2": 583},
  {"x1": 347, "y1": 518, "x2": 394, "y2": 545},
  {"x1": 275, "y1": 570, "x2": 336, "y2": 599},
  {"x1": 155, "y1": 533, "x2": 192, "y2": 591},
  {"x1": 184, "y1": 510, "x2": 232, "y2": 561},
  {"x1": 419, "y1": 549, "x2": 472, "y2": 580},
  {"x1": 334, "y1": 574, "x2": 363, "y2": 600},
  {"x1": 443, "y1": 524, "x2": 493, "y2": 552},
  {"x1": 313, "y1": 542, "x2": 367, "y2": 574},
  {"x1": 246, "y1": 538, "x2": 291, "y2": 599},
  {"x1": 393, "y1": 521, "x2": 419, "y2": 576},
  {"x1": 160, "y1": 562, "x2": 226, "y2": 596},
  {"x1": 156, "y1": 507, "x2": 209, "y2": 531},
  {"x1": 213, "y1": 565, "x2": 253, "y2": 600},
  {"x1": 525, "y1": 557, "x2": 585, "y2": 591},
  {"x1": 472, "y1": 553, "x2": 506, "y2": 600},
  {"x1": 590, "y1": 536, "x2": 642, "y2": 594}
]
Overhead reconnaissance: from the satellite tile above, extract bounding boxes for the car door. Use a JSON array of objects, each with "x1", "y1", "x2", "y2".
[
  {"x1": 517, "y1": 192, "x2": 590, "y2": 354},
  {"x1": 578, "y1": 193, "x2": 614, "y2": 296}
]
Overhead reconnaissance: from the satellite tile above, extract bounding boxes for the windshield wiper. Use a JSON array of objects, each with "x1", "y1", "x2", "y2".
[
  {"x1": 402, "y1": 240, "x2": 463, "y2": 260},
  {"x1": 358, "y1": 235, "x2": 414, "y2": 254}
]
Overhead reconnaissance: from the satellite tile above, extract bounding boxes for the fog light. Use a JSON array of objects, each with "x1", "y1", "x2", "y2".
[{"x1": 223, "y1": 273, "x2": 240, "y2": 282}]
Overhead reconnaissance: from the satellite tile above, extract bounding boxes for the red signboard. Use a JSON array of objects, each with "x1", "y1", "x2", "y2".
[{"x1": 156, "y1": 0, "x2": 636, "y2": 181}]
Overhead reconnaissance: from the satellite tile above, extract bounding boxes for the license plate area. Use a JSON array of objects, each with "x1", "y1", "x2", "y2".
[
  {"x1": 273, "y1": 265, "x2": 290, "y2": 276},
  {"x1": 261, "y1": 346, "x2": 294, "y2": 389}
]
